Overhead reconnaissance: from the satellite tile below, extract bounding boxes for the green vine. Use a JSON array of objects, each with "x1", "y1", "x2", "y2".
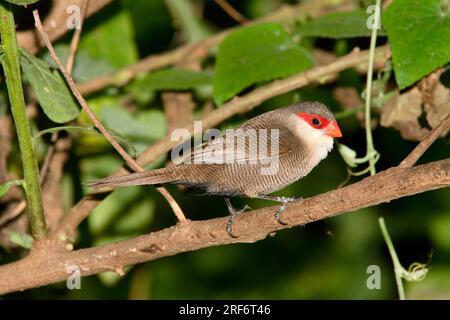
[{"x1": 0, "y1": 3, "x2": 47, "y2": 239}]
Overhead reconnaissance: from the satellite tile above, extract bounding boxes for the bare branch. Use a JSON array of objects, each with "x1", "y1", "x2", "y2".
[
  {"x1": 399, "y1": 114, "x2": 450, "y2": 168},
  {"x1": 0, "y1": 159, "x2": 448, "y2": 294},
  {"x1": 214, "y1": 0, "x2": 249, "y2": 24}
]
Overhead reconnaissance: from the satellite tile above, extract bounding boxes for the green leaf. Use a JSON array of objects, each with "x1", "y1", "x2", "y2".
[
  {"x1": 0, "y1": 180, "x2": 23, "y2": 198},
  {"x1": 42, "y1": 44, "x2": 115, "y2": 83},
  {"x1": 100, "y1": 107, "x2": 166, "y2": 154},
  {"x1": 129, "y1": 68, "x2": 213, "y2": 92},
  {"x1": 80, "y1": 6, "x2": 138, "y2": 68},
  {"x1": 4, "y1": 0, "x2": 40, "y2": 5},
  {"x1": 165, "y1": 0, "x2": 213, "y2": 43},
  {"x1": 9, "y1": 231, "x2": 33, "y2": 249},
  {"x1": 213, "y1": 23, "x2": 313, "y2": 105},
  {"x1": 297, "y1": 11, "x2": 386, "y2": 39},
  {"x1": 383, "y1": 0, "x2": 450, "y2": 89},
  {"x1": 20, "y1": 50, "x2": 80, "y2": 123}
]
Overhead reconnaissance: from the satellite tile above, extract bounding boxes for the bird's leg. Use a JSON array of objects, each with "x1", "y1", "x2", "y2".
[
  {"x1": 224, "y1": 197, "x2": 251, "y2": 237},
  {"x1": 256, "y1": 195, "x2": 300, "y2": 225}
]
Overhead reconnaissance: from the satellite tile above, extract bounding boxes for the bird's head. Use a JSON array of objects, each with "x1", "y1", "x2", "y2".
[{"x1": 287, "y1": 101, "x2": 342, "y2": 158}]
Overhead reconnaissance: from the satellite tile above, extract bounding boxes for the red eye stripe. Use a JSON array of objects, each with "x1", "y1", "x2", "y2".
[{"x1": 297, "y1": 112, "x2": 329, "y2": 129}]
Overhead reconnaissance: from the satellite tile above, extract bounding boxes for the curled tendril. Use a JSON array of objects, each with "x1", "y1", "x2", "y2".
[{"x1": 402, "y1": 262, "x2": 429, "y2": 282}]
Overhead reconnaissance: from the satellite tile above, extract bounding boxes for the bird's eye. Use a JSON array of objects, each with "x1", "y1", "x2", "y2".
[{"x1": 312, "y1": 118, "x2": 321, "y2": 126}]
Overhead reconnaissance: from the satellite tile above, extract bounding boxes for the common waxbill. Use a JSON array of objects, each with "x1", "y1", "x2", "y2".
[{"x1": 88, "y1": 101, "x2": 342, "y2": 236}]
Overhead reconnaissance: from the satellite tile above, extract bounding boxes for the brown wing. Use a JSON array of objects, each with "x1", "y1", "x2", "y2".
[{"x1": 182, "y1": 119, "x2": 293, "y2": 166}]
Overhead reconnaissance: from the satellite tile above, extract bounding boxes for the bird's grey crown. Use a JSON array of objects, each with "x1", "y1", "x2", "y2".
[{"x1": 285, "y1": 101, "x2": 335, "y2": 121}]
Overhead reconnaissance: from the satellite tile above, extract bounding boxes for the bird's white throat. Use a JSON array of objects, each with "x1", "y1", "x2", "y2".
[{"x1": 289, "y1": 114, "x2": 334, "y2": 164}]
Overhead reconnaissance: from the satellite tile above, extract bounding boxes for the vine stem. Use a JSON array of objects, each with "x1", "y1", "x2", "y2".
[
  {"x1": 378, "y1": 217, "x2": 406, "y2": 300},
  {"x1": 0, "y1": 3, "x2": 47, "y2": 239},
  {"x1": 364, "y1": 0, "x2": 406, "y2": 300},
  {"x1": 364, "y1": 0, "x2": 380, "y2": 176}
]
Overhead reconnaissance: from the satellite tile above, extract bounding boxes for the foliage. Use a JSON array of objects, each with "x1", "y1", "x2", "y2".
[
  {"x1": 297, "y1": 10, "x2": 386, "y2": 38},
  {"x1": 382, "y1": 0, "x2": 450, "y2": 89},
  {"x1": 20, "y1": 50, "x2": 80, "y2": 123},
  {"x1": 213, "y1": 22, "x2": 313, "y2": 105}
]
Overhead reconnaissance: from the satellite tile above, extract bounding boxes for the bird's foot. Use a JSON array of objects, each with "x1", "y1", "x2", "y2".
[
  {"x1": 274, "y1": 197, "x2": 298, "y2": 225},
  {"x1": 224, "y1": 198, "x2": 252, "y2": 238}
]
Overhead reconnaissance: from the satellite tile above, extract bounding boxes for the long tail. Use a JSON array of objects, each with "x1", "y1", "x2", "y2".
[{"x1": 87, "y1": 167, "x2": 177, "y2": 189}]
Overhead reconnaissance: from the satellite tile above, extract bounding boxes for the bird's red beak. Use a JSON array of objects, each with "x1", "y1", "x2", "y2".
[{"x1": 325, "y1": 120, "x2": 342, "y2": 138}]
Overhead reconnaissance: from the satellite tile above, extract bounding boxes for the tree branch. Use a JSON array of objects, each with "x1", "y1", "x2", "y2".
[
  {"x1": 0, "y1": 159, "x2": 448, "y2": 294},
  {"x1": 399, "y1": 114, "x2": 450, "y2": 168}
]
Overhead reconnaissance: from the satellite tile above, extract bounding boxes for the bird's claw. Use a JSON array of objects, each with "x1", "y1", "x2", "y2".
[
  {"x1": 226, "y1": 216, "x2": 238, "y2": 238},
  {"x1": 237, "y1": 204, "x2": 252, "y2": 214},
  {"x1": 226, "y1": 204, "x2": 252, "y2": 238},
  {"x1": 274, "y1": 197, "x2": 300, "y2": 225}
]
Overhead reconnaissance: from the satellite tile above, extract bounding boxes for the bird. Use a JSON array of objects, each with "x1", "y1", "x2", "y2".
[{"x1": 88, "y1": 101, "x2": 342, "y2": 236}]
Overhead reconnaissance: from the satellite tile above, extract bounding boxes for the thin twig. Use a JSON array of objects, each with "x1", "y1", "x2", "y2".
[
  {"x1": 399, "y1": 114, "x2": 450, "y2": 168},
  {"x1": 66, "y1": 0, "x2": 90, "y2": 74},
  {"x1": 0, "y1": 159, "x2": 448, "y2": 294},
  {"x1": 214, "y1": 0, "x2": 248, "y2": 24},
  {"x1": 32, "y1": 10, "x2": 186, "y2": 223}
]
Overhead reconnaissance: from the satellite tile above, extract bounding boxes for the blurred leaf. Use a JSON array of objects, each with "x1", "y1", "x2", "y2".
[
  {"x1": 108, "y1": 128, "x2": 138, "y2": 158},
  {"x1": 112, "y1": 196, "x2": 155, "y2": 233},
  {"x1": 425, "y1": 79, "x2": 450, "y2": 130},
  {"x1": 297, "y1": 11, "x2": 386, "y2": 39},
  {"x1": 213, "y1": 23, "x2": 313, "y2": 105},
  {"x1": 89, "y1": 187, "x2": 143, "y2": 235},
  {"x1": 9, "y1": 231, "x2": 33, "y2": 249},
  {"x1": 80, "y1": 7, "x2": 138, "y2": 68},
  {"x1": 42, "y1": 45, "x2": 115, "y2": 83},
  {"x1": 383, "y1": 0, "x2": 450, "y2": 89},
  {"x1": 136, "y1": 110, "x2": 167, "y2": 140},
  {"x1": 429, "y1": 213, "x2": 450, "y2": 250},
  {"x1": 129, "y1": 68, "x2": 213, "y2": 93},
  {"x1": 101, "y1": 107, "x2": 167, "y2": 148},
  {"x1": 33, "y1": 125, "x2": 97, "y2": 140},
  {"x1": 380, "y1": 88, "x2": 430, "y2": 141},
  {"x1": 0, "y1": 179, "x2": 23, "y2": 198},
  {"x1": 165, "y1": 0, "x2": 213, "y2": 43},
  {"x1": 4, "y1": 0, "x2": 39, "y2": 5},
  {"x1": 20, "y1": 50, "x2": 80, "y2": 123},
  {"x1": 97, "y1": 270, "x2": 127, "y2": 287},
  {"x1": 122, "y1": 0, "x2": 174, "y2": 54}
]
